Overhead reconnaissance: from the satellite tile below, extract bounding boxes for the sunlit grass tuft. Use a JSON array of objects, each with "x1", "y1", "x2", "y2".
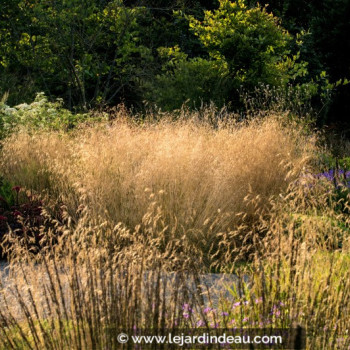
[{"x1": 0, "y1": 111, "x2": 316, "y2": 248}]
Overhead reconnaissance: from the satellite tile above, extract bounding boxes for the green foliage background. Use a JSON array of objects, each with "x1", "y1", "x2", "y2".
[{"x1": 0, "y1": 0, "x2": 349, "y2": 129}]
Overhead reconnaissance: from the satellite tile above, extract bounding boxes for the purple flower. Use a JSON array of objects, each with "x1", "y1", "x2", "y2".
[
  {"x1": 203, "y1": 307, "x2": 212, "y2": 314},
  {"x1": 233, "y1": 302, "x2": 241, "y2": 308},
  {"x1": 271, "y1": 305, "x2": 281, "y2": 317},
  {"x1": 196, "y1": 320, "x2": 205, "y2": 327},
  {"x1": 221, "y1": 312, "x2": 229, "y2": 317},
  {"x1": 316, "y1": 169, "x2": 350, "y2": 188},
  {"x1": 182, "y1": 304, "x2": 193, "y2": 313},
  {"x1": 183, "y1": 313, "x2": 189, "y2": 319}
]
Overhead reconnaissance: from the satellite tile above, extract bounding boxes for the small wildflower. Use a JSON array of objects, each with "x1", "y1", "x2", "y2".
[
  {"x1": 196, "y1": 320, "x2": 205, "y2": 327},
  {"x1": 233, "y1": 302, "x2": 240, "y2": 308},
  {"x1": 203, "y1": 307, "x2": 212, "y2": 314},
  {"x1": 182, "y1": 304, "x2": 193, "y2": 313},
  {"x1": 221, "y1": 312, "x2": 229, "y2": 317}
]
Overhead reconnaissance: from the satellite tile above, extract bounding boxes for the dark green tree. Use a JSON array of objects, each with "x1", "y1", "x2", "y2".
[
  {"x1": 0, "y1": 0, "x2": 153, "y2": 109},
  {"x1": 147, "y1": 0, "x2": 308, "y2": 110},
  {"x1": 250, "y1": 0, "x2": 350, "y2": 129}
]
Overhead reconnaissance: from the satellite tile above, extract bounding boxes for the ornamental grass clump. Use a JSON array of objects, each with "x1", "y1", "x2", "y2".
[
  {"x1": 0, "y1": 110, "x2": 316, "y2": 254},
  {"x1": 1, "y1": 108, "x2": 349, "y2": 348}
]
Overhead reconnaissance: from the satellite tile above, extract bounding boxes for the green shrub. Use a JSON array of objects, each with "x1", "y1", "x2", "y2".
[
  {"x1": 0, "y1": 92, "x2": 106, "y2": 139},
  {"x1": 0, "y1": 177, "x2": 15, "y2": 209},
  {"x1": 146, "y1": 46, "x2": 232, "y2": 110},
  {"x1": 148, "y1": 0, "x2": 309, "y2": 111}
]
